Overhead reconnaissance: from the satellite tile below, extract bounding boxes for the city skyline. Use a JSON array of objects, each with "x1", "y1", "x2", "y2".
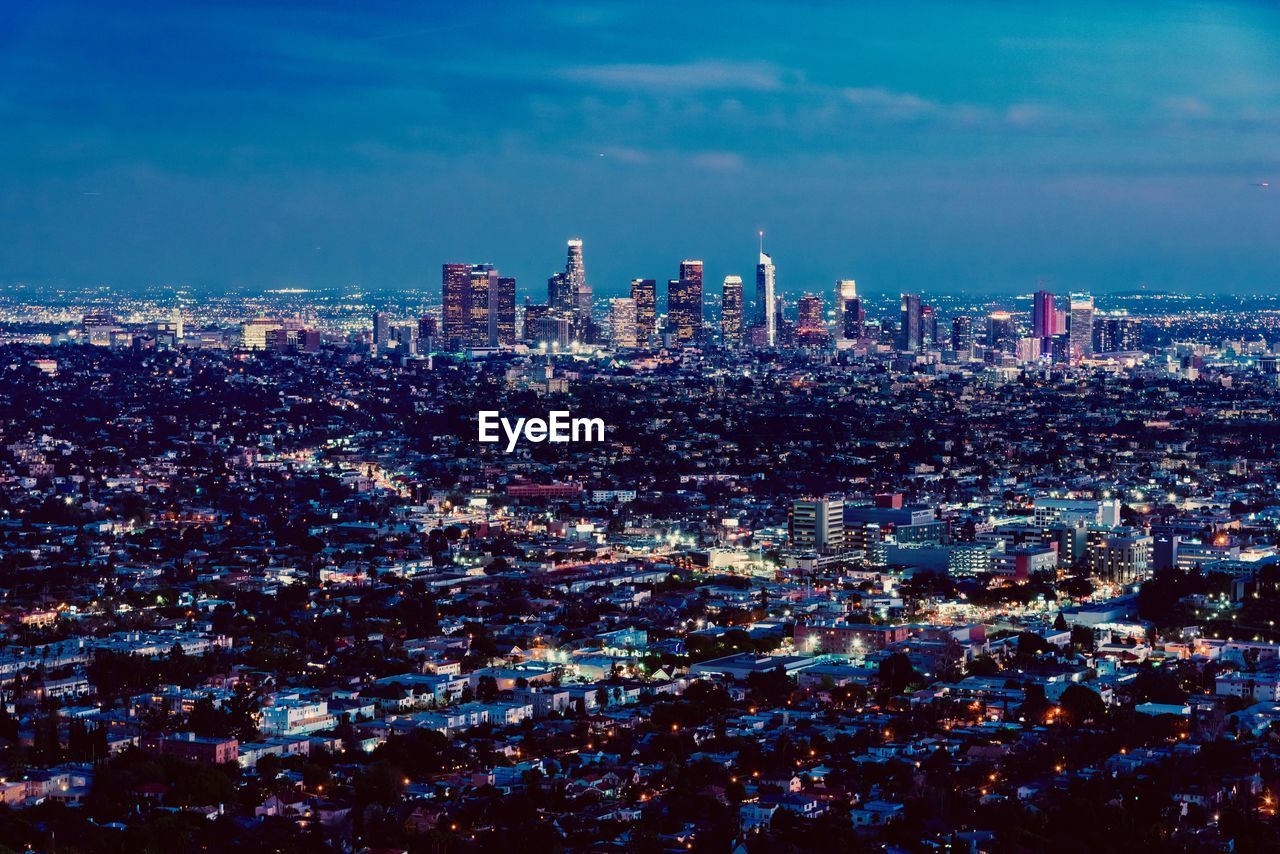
[{"x1": 3, "y1": 1, "x2": 1280, "y2": 295}]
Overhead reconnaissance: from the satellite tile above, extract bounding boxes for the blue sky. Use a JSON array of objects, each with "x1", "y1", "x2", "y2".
[{"x1": 2, "y1": 0, "x2": 1279, "y2": 298}]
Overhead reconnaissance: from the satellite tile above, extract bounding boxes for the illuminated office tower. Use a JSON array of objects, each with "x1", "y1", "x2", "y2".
[
  {"x1": 1069, "y1": 294, "x2": 1095, "y2": 361},
  {"x1": 1032, "y1": 290, "x2": 1056, "y2": 339},
  {"x1": 417, "y1": 314, "x2": 437, "y2": 347},
  {"x1": 1118, "y1": 316, "x2": 1141, "y2": 351},
  {"x1": 630, "y1": 278, "x2": 656, "y2": 346},
  {"x1": 489, "y1": 276, "x2": 516, "y2": 347},
  {"x1": 608, "y1": 297, "x2": 637, "y2": 349},
  {"x1": 721, "y1": 275, "x2": 744, "y2": 347},
  {"x1": 920, "y1": 303, "x2": 938, "y2": 349},
  {"x1": 668, "y1": 259, "x2": 704, "y2": 346},
  {"x1": 834, "y1": 279, "x2": 857, "y2": 339},
  {"x1": 373, "y1": 312, "x2": 390, "y2": 351},
  {"x1": 842, "y1": 297, "x2": 866, "y2": 339},
  {"x1": 987, "y1": 310, "x2": 1015, "y2": 351},
  {"x1": 755, "y1": 234, "x2": 776, "y2": 347},
  {"x1": 789, "y1": 496, "x2": 846, "y2": 553},
  {"x1": 547, "y1": 272, "x2": 572, "y2": 314},
  {"x1": 898, "y1": 293, "x2": 922, "y2": 352},
  {"x1": 1094, "y1": 312, "x2": 1141, "y2": 353},
  {"x1": 441, "y1": 263, "x2": 471, "y2": 346},
  {"x1": 797, "y1": 294, "x2": 823, "y2": 332},
  {"x1": 951, "y1": 315, "x2": 974, "y2": 352},
  {"x1": 566, "y1": 239, "x2": 590, "y2": 323},
  {"x1": 522, "y1": 300, "x2": 549, "y2": 344},
  {"x1": 466, "y1": 264, "x2": 497, "y2": 347},
  {"x1": 1087, "y1": 527, "x2": 1153, "y2": 583}
]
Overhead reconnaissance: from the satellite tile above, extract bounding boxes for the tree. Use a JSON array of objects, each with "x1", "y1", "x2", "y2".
[
  {"x1": 355, "y1": 761, "x2": 406, "y2": 807},
  {"x1": 879, "y1": 653, "x2": 919, "y2": 695},
  {"x1": 1070, "y1": 624, "x2": 1096, "y2": 652},
  {"x1": 255, "y1": 753, "x2": 282, "y2": 783},
  {"x1": 1059, "y1": 684, "x2": 1107, "y2": 726}
]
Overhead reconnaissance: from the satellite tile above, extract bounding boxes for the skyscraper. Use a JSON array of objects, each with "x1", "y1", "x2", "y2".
[
  {"x1": 547, "y1": 272, "x2": 573, "y2": 313},
  {"x1": 467, "y1": 264, "x2": 497, "y2": 347},
  {"x1": 1118, "y1": 316, "x2": 1141, "y2": 351},
  {"x1": 834, "y1": 279, "x2": 857, "y2": 340},
  {"x1": 630, "y1": 278, "x2": 656, "y2": 347},
  {"x1": 668, "y1": 259, "x2": 704, "y2": 346},
  {"x1": 797, "y1": 294, "x2": 823, "y2": 332},
  {"x1": 417, "y1": 314, "x2": 437, "y2": 347},
  {"x1": 441, "y1": 263, "x2": 471, "y2": 347},
  {"x1": 951, "y1": 315, "x2": 974, "y2": 352},
  {"x1": 490, "y1": 276, "x2": 516, "y2": 347},
  {"x1": 920, "y1": 303, "x2": 938, "y2": 349},
  {"x1": 1069, "y1": 294, "x2": 1095, "y2": 362},
  {"x1": 899, "y1": 294, "x2": 922, "y2": 352},
  {"x1": 373, "y1": 311, "x2": 390, "y2": 352},
  {"x1": 1094, "y1": 312, "x2": 1142, "y2": 353},
  {"x1": 522, "y1": 300, "x2": 549, "y2": 345},
  {"x1": 987, "y1": 311, "x2": 1015, "y2": 351},
  {"x1": 566, "y1": 238, "x2": 590, "y2": 324},
  {"x1": 721, "y1": 275, "x2": 744, "y2": 347},
  {"x1": 1032, "y1": 290, "x2": 1056, "y2": 339},
  {"x1": 842, "y1": 298, "x2": 866, "y2": 340},
  {"x1": 608, "y1": 297, "x2": 637, "y2": 349},
  {"x1": 755, "y1": 235, "x2": 776, "y2": 348}
]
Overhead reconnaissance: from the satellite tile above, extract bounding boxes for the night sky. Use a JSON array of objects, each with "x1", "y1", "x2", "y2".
[{"x1": 3, "y1": 0, "x2": 1279, "y2": 299}]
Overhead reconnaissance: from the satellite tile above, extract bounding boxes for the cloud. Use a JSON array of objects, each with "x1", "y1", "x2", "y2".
[
  {"x1": 841, "y1": 87, "x2": 940, "y2": 118},
  {"x1": 1156, "y1": 96, "x2": 1213, "y2": 120},
  {"x1": 558, "y1": 60, "x2": 790, "y2": 93},
  {"x1": 689, "y1": 151, "x2": 745, "y2": 172}
]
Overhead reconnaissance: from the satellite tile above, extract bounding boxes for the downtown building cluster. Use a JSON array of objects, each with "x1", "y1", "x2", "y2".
[{"x1": 1, "y1": 283, "x2": 1280, "y2": 850}]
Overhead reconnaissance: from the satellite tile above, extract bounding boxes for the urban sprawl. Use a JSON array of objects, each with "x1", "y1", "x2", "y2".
[{"x1": 2, "y1": 239, "x2": 1280, "y2": 852}]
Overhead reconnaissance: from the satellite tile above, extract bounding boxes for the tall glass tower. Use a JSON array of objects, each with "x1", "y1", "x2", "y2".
[{"x1": 755, "y1": 232, "x2": 776, "y2": 347}]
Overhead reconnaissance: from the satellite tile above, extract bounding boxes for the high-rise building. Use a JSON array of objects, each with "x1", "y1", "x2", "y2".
[
  {"x1": 755, "y1": 235, "x2": 776, "y2": 347},
  {"x1": 467, "y1": 264, "x2": 498, "y2": 347},
  {"x1": 951, "y1": 315, "x2": 974, "y2": 352},
  {"x1": 608, "y1": 298, "x2": 637, "y2": 349},
  {"x1": 842, "y1": 298, "x2": 866, "y2": 340},
  {"x1": 1118, "y1": 316, "x2": 1142, "y2": 351},
  {"x1": 417, "y1": 314, "x2": 437, "y2": 347},
  {"x1": 532, "y1": 314, "x2": 573, "y2": 349},
  {"x1": 1095, "y1": 312, "x2": 1142, "y2": 353},
  {"x1": 1087, "y1": 527, "x2": 1153, "y2": 583},
  {"x1": 490, "y1": 276, "x2": 516, "y2": 347},
  {"x1": 789, "y1": 497, "x2": 845, "y2": 554},
  {"x1": 987, "y1": 311, "x2": 1015, "y2": 352},
  {"x1": 898, "y1": 294, "x2": 922, "y2": 352},
  {"x1": 566, "y1": 238, "x2": 590, "y2": 323},
  {"x1": 1069, "y1": 294, "x2": 1095, "y2": 362},
  {"x1": 1032, "y1": 290, "x2": 1056, "y2": 339},
  {"x1": 920, "y1": 303, "x2": 938, "y2": 349},
  {"x1": 721, "y1": 275, "x2": 744, "y2": 347},
  {"x1": 373, "y1": 312, "x2": 390, "y2": 351},
  {"x1": 668, "y1": 259, "x2": 704, "y2": 346},
  {"x1": 522, "y1": 301, "x2": 549, "y2": 344},
  {"x1": 441, "y1": 263, "x2": 471, "y2": 346},
  {"x1": 797, "y1": 294, "x2": 823, "y2": 332},
  {"x1": 834, "y1": 280, "x2": 857, "y2": 339},
  {"x1": 547, "y1": 272, "x2": 573, "y2": 314},
  {"x1": 630, "y1": 278, "x2": 656, "y2": 347}
]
